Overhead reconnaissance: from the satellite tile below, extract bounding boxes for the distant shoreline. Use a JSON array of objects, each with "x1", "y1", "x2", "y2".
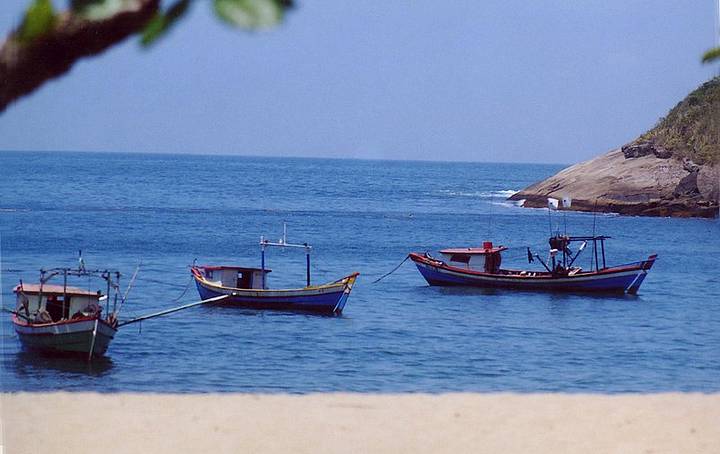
[{"x1": 3, "y1": 392, "x2": 719, "y2": 453}]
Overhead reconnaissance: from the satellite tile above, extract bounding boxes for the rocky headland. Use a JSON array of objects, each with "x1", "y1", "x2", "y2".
[{"x1": 509, "y1": 77, "x2": 720, "y2": 218}]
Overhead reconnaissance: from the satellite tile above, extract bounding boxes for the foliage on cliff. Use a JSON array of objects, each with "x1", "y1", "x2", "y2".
[{"x1": 640, "y1": 77, "x2": 720, "y2": 165}]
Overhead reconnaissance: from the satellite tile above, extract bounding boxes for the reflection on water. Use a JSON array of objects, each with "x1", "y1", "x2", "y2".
[
  {"x1": 9, "y1": 350, "x2": 114, "y2": 379},
  {"x1": 434, "y1": 285, "x2": 639, "y2": 303}
]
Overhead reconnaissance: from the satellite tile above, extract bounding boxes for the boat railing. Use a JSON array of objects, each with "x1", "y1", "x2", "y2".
[{"x1": 600, "y1": 255, "x2": 657, "y2": 271}]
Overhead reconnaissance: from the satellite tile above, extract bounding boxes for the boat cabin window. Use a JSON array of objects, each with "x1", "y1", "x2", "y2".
[
  {"x1": 205, "y1": 267, "x2": 269, "y2": 289},
  {"x1": 46, "y1": 294, "x2": 69, "y2": 321},
  {"x1": 236, "y1": 271, "x2": 252, "y2": 289},
  {"x1": 449, "y1": 254, "x2": 471, "y2": 264}
]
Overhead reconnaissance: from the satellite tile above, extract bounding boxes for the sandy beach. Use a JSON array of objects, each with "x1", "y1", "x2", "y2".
[{"x1": 2, "y1": 392, "x2": 718, "y2": 453}]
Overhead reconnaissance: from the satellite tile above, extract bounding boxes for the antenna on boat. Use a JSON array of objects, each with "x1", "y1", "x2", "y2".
[
  {"x1": 282, "y1": 222, "x2": 287, "y2": 245},
  {"x1": 562, "y1": 196, "x2": 572, "y2": 235},
  {"x1": 547, "y1": 198, "x2": 559, "y2": 235},
  {"x1": 78, "y1": 249, "x2": 86, "y2": 272},
  {"x1": 486, "y1": 192, "x2": 494, "y2": 241}
]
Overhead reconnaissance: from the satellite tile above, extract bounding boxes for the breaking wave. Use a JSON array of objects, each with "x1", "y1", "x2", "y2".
[{"x1": 437, "y1": 189, "x2": 519, "y2": 199}]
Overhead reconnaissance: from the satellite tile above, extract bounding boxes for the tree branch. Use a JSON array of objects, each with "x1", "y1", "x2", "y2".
[{"x1": 0, "y1": 0, "x2": 159, "y2": 112}]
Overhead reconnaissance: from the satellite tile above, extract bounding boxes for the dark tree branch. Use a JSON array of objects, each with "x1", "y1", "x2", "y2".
[{"x1": 0, "y1": 0, "x2": 159, "y2": 112}]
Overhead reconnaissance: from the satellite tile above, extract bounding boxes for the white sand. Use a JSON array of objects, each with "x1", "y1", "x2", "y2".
[{"x1": 2, "y1": 393, "x2": 719, "y2": 453}]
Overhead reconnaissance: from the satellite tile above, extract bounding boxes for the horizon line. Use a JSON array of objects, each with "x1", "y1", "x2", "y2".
[{"x1": 0, "y1": 149, "x2": 570, "y2": 166}]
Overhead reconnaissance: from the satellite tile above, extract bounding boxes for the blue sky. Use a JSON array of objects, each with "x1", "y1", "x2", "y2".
[{"x1": 0, "y1": 1, "x2": 717, "y2": 163}]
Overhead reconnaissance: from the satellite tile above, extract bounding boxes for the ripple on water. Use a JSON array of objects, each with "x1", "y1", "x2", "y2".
[{"x1": 1, "y1": 153, "x2": 719, "y2": 393}]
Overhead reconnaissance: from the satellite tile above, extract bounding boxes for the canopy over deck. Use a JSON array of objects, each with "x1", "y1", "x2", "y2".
[
  {"x1": 440, "y1": 246, "x2": 508, "y2": 256},
  {"x1": 439, "y1": 242, "x2": 506, "y2": 272},
  {"x1": 198, "y1": 265, "x2": 271, "y2": 274},
  {"x1": 13, "y1": 284, "x2": 100, "y2": 297}
]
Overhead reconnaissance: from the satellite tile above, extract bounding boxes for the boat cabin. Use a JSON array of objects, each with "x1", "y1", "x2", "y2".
[
  {"x1": 440, "y1": 241, "x2": 507, "y2": 273},
  {"x1": 14, "y1": 284, "x2": 102, "y2": 323},
  {"x1": 200, "y1": 266, "x2": 271, "y2": 290}
]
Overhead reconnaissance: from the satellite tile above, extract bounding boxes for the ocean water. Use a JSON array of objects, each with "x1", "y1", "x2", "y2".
[{"x1": 1, "y1": 151, "x2": 718, "y2": 393}]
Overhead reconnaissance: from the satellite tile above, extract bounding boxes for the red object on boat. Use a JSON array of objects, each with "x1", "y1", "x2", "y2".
[{"x1": 483, "y1": 241, "x2": 493, "y2": 249}]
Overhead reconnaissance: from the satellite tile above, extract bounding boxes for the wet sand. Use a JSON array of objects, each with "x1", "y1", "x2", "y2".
[{"x1": 2, "y1": 392, "x2": 719, "y2": 453}]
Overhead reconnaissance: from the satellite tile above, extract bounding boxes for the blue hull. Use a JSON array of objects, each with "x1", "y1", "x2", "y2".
[
  {"x1": 410, "y1": 253, "x2": 656, "y2": 294},
  {"x1": 193, "y1": 275, "x2": 357, "y2": 315}
]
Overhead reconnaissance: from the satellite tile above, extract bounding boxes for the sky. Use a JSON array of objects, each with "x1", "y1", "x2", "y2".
[{"x1": 0, "y1": 0, "x2": 718, "y2": 164}]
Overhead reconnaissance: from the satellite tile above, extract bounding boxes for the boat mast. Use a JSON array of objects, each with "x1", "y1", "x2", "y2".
[
  {"x1": 260, "y1": 236, "x2": 267, "y2": 290},
  {"x1": 260, "y1": 224, "x2": 313, "y2": 289},
  {"x1": 105, "y1": 271, "x2": 111, "y2": 316},
  {"x1": 305, "y1": 244, "x2": 311, "y2": 287},
  {"x1": 63, "y1": 269, "x2": 67, "y2": 319},
  {"x1": 38, "y1": 269, "x2": 45, "y2": 315},
  {"x1": 113, "y1": 271, "x2": 120, "y2": 315}
]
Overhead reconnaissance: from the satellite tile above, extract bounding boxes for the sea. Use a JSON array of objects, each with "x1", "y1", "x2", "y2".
[{"x1": 1, "y1": 151, "x2": 718, "y2": 393}]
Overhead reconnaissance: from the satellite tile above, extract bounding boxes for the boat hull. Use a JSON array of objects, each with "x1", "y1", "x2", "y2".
[
  {"x1": 192, "y1": 269, "x2": 359, "y2": 315},
  {"x1": 12, "y1": 316, "x2": 117, "y2": 357},
  {"x1": 409, "y1": 253, "x2": 656, "y2": 294}
]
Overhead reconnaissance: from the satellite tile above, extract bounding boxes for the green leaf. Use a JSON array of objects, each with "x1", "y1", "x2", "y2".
[
  {"x1": 140, "y1": 13, "x2": 168, "y2": 46},
  {"x1": 17, "y1": 0, "x2": 55, "y2": 43},
  {"x1": 213, "y1": 0, "x2": 289, "y2": 30},
  {"x1": 71, "y1": 0, "x2": 129, "y2": 21},
  {"x1": 702, "y1": 47, "x2": 720, "y2": 64},
  {"x1": 140, "y1": 0, "x2": 191, "y2": 47}
]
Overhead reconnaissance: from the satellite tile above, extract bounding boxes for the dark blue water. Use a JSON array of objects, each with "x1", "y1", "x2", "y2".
[{"x1": 1, "y1": 151, "x2": 718, "y2": 393}]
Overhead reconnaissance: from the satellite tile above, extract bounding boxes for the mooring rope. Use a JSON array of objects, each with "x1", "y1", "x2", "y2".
[
  {"x1": 117, "y1": 294, "x2": 229, "y2": 327},
  {"x1": 372, "y1": 255, "x2": 410, "y2": 284},
  {"x1": 168, "y1": 275, "x2": 194, "y2": 303},
  {"x1": 134, "y1": 276, "x2": 190, "y2": 289}
]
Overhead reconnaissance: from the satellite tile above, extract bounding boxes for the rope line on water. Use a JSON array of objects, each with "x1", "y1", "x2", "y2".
[
  {"x1": 168, "y1": 275, "x2": 195, "y2": 304},
  {"x1": 134, "y1": 276, "x2": 191, "y2": 289},
  {"x1": 372, "y1": 255, "x2": 410, "y2": 284}
]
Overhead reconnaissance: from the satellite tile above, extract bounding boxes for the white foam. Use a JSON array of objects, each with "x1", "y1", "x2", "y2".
[{"x1": 437, "y1": 189, "x2": 519, "y2": 199}]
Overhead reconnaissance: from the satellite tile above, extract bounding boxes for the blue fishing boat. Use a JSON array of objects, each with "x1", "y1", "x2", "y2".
[
  {"x1": 410, "y1": 235, "x2": 657, "y2": 294},
  {"x1": 191, "y1": 227, "x2": 359, "y2": 315}
]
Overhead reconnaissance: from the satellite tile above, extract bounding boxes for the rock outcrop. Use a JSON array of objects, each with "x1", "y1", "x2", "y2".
[
  {"x1": 508, "y1": 78, "x2": 720, "y2": 218},
  {"x1": 508, "y1": 148, "x2": 718, "y2": 217}
]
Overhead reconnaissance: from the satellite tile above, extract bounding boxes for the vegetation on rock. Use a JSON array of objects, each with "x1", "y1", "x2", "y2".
[{"x1": 638, "y1": 77, "x2": 720, "y2": 165}]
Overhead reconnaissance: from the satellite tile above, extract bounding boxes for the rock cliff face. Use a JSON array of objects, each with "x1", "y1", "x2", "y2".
[{"x1": 509, "y1": 78, "x2": 720, "y2": 218}]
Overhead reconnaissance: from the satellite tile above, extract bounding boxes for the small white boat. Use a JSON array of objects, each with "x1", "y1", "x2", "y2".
[{"x1": 11, "y1": 261, "x2": 124, "y2": 358}]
